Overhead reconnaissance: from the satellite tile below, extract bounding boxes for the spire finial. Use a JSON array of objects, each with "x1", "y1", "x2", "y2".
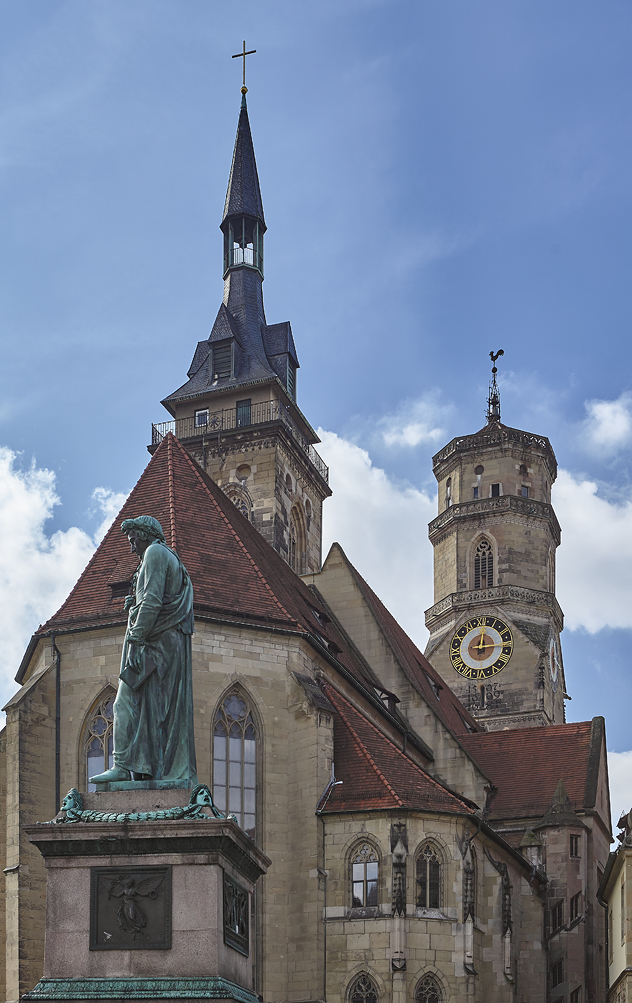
[
  {"x1": 232, "y1": 41, "x2": 256, "y2": 95},
  {"x1": 487, "y1": 349, "x2": 504, "y2": 423}
]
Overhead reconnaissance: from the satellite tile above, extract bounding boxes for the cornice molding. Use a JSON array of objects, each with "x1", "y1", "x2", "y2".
[
  {"x1": 425, "y1": 585, "x2": 564, "y2": 632},
  {"x1": 428, "y1": 495, "x2": 561, "y2": 545}
]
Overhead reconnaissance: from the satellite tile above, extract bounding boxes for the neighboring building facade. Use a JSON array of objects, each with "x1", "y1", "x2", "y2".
[
  {"x1": 0, "y1": 91, "x2": 613, "y2": 1003},
  {"x1": 599, "y1": 810, "x2": 632, "y2": 1003}
]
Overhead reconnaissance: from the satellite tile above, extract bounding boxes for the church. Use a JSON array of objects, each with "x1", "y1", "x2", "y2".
[{"x1": 0, "y1": 83, "x2": 612, "y2": 1003}]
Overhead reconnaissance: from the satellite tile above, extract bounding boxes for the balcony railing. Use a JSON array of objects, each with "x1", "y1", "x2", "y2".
[{"x1": 152, "y1": 399, "x2": 329, "y2": 484}]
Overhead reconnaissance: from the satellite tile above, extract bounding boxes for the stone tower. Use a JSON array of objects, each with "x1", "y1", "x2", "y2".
[
  {"x1": 150, "y1": 91, "x2": 331, "y2": 574},
  {"x1": 424, "y1": 360, "x2": 568, "y2": 730}
]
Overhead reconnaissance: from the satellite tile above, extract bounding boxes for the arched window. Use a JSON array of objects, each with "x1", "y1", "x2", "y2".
[
  {"x1": 223, "y1": 484, "x2": 251, "y2": 520},
  {"x1": 349, "y1": 974, "x2": 378, "y2": 1003},
  {"x1": 445, "y1": 477, "x2": 452, "y2": 509},
  {"x1": 416, "y1": 843, "x2": 442, "y2": 909},
  {"x1": 474, "y1": 538, "x2": 494, "y2": 589},
  {"x1": 415, "y1": 974, "x2": 443, "y2": 1003},
  {"x1": 213, "y1": 690, "x2": 257, "y2": 837},
  {"x1": 351, "y1": 843, "x2": 379, "y2": 908},
  {"x1": 84, "y1": 690, "x2": 115, "y2": 791},
  {"x1": 289, "y1": 506, "x2": 306, "y2": 575}
]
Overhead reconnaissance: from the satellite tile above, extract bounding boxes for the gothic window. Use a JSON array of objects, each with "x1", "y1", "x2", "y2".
[
  {"x1": 348, "y1": 974, "x2": 378, "y2": 1003},
  {"x1": 213, "y1": 690, "x2": 257, "y2": 837},
  {"x1": 474, "y1": 538, "x2": 494, "y2": 589},
  {"x1": 445, "y1": 477, "x2": 452, "y2": 509},
  {"x1": 351, "y1": 843, "x2": 379, "y2": 908},
  {"x1": 416, "y1": 843, "x2": 441, "y2": 909},
  {"x1": 289, "y1": 506, "x2": 306, "y2": 575},
  {"x1": 415, "y1": 974, "x2": 443, "y2": 1003},
  {"x1": 224, "y1": 485, "x2": 251, "y2": 520},
  {"x1": 84, "y1": 691, "x2": 115, "y2": 791}
]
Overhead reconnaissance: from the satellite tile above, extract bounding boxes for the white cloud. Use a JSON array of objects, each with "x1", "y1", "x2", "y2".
[
  {"x1": 0, "y1": 448, "x2": 128, "y2": 711},
  {"x1": 317, "y1": 430, "x2": 436, "y2": 648},
  {"x1": 554, "y1": 469, "x2": 632, "y2": 633},
  {"x1": 582, "y1": 392, "x2": 632, "y2": 454},
  {"x1": 607, "y1": 750, "x2": 632, "y2": 843},
  {"x1": 377, "y1": 393, "x2": 451, "y2": 449}
]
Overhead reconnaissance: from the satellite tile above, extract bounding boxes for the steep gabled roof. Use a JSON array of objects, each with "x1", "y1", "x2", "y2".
[
  {"x1": 326, "y1": 544, "x2": 481, "y2": 739},
  {"x1": 25, "y1": 437, "x2": 391, "y2": 707},
  {"x1": 320, "y1": 684, "x2": 476, "y2": 816},
  {"x1": 460, "y1": 720, "x2": 598, "y2": 821}
]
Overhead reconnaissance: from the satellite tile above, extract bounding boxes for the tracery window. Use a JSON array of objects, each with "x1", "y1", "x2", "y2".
[
  {"x1": 351, "y1": 843, "x2": 379, "y2": 908},
  {"x1": 416, "y1": 843, "x2": 441, "y2": 909},
  {"x1": 289, "y1": 506, "x2": 306, "y2": 575},
  {"x1": 349, "y1": 974, "x2": 378, "y2": 1003},
  {"x1": 415, "y1": 974, "x2": 443, "y2": 1003},
  {"x1": 474, "y1": 538, "x2": 494, "y2": 589},
  {"x1": 213, "y1": 690, "x2": 257, "y2": 837},
  {"x1": 84, "y1": 691, "x2": 115, "y2": 792}
]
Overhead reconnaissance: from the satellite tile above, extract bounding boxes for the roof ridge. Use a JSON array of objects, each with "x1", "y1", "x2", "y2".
[
  {"x1": 170, "y1": 435, "x2": 300, "y2": 627},
  {"x1": 328, "y1": 687, "x2": 404, "y2": 807},
  {"x1": 167, "y1": 434, "x2": 177, "y2": 551}
]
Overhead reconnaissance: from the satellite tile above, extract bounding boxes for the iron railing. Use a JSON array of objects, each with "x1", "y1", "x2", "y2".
[{"x1": 152, "y1": 399, "x2": 329, "y2": 483}]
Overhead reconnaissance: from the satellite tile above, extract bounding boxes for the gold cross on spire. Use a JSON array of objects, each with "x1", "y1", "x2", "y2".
[{"x1": 232, "y1": 41, "x2": 256, "y2": 94}]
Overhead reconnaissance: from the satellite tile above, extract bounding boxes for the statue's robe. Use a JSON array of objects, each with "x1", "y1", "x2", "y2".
[{"x1": 113, "y1": 540, "x2": 197, "y2": 783}]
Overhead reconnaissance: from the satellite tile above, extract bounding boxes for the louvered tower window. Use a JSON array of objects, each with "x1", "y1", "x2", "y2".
[
  {"x1": 211, "y1": 341, "x2": 233, "y2": 380},
  {"x1": 474, "y1": 539, "x2": 494, "y2": 589},
  {"x1": 287, "y1": 360, "x2": 296, "y2": 401}
]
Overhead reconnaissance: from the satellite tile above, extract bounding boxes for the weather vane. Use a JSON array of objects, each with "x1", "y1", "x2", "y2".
[
  {"x1": 487, "y1": 349, "x2": 504, "y2": 422},
  {"x1": 232, "y1": 41, "x2": 256, "y2": 94}
]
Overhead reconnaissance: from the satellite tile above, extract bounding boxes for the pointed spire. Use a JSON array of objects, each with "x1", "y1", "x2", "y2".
[
  {"x1": 222, "y1": 94, "x2": 265, "y2": 225},
  {"x1": 535, "y1": 779, "x2": 582, "y2": 829}
]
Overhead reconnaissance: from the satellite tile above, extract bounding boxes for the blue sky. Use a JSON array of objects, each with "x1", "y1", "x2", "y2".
[{"x1": 2, "y1": 1, "x2": 632, "y2": 813}]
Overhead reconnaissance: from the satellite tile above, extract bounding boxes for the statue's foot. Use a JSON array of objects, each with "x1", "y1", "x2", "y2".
[
  {"x1": 133, "y1": 772, "x2": 152, "y2": 781},
  {"x1": 89, "y1": 766, "x2": 132, "y2": 784}
]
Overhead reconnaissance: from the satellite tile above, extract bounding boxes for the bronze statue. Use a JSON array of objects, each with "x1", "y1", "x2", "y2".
[{"x1": 89, "y1": 515, "x2": 197, "y2": 786}]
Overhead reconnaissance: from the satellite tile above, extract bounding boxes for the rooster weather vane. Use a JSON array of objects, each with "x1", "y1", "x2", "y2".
[{"x1": 487, "y1": 349, "x2": 504, "y2": 422}]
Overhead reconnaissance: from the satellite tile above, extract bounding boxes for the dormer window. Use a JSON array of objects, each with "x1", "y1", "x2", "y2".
[{"x1": 211, "y1": 340, "x2": 233, "y2": 380}]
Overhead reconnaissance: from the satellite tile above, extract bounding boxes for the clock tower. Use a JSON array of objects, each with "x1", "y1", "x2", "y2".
[{"x1": 424, "y1": 357, "x2": 567, "y2": 730}]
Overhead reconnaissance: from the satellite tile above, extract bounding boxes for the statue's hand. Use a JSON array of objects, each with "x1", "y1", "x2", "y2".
[
  {"x1": 123, "y1": 595, "x2": 135, "y2": 612},
  {"x1": 126, "y1": 642, "x2": 143, "y2": 673}
]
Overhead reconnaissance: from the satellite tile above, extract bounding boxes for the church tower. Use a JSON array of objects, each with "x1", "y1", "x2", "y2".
[
  {"x1": 424, "y1": 355, "x2": 567, "y2": 730},
  {"x1": 150, "y1": 88, "x2": 331, "y2": 574}
]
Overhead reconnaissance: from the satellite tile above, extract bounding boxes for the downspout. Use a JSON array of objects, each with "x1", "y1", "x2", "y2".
[
  {"x1": 319, "y1": 816, "x2": 327, "y2": 1003},
  {"x1": 52, "y1": 634, "x2": 61, "y2": 814}
]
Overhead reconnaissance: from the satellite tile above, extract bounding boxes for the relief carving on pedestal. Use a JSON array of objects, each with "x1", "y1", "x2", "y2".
[{"x1": 90, "y1": 865, "x2": 172, "y2": 951}]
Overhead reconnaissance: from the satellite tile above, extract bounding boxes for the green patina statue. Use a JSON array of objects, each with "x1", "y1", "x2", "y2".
[
  {"x1": 89, "y1": 515, "x2": 197, "y2": 786},
  {"x1": 45, "y1": 784, "x2": 237, "y2": 824}
]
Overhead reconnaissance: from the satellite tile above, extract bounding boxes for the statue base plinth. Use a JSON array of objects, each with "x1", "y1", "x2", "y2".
[
  {"x1": 92, "y1": 779, "x2": 194, "y2": 793},
  {"x1": 23, "y1": 790, "x2": 269, "y2": 1003}
]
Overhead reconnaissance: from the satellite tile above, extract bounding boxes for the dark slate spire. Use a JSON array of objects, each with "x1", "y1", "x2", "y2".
[{"x1": 222, "y1": 94, "x2": 265, "y2": 225}]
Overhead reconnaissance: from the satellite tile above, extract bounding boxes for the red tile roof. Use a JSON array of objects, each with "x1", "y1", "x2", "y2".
[
  {"x1": 320, "y1": 683, "x2": 476, "y2": 816},
  {"x1": 460, "y1": 721, "x2": 595, "y2": 820},
  {"x1": 30, "y1": 436, "x2": 385, "y2": 699},
  {"x1": 332, "y1": 545, "x2": 481, "y2": 739}
]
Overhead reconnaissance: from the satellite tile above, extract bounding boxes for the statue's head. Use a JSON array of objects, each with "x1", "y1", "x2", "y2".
[
  {"x1": 61, "y1": 789, "x2": 82, "y2": 812},
  {"x1": 121, "y1": 516, "x2": 166, "y2": 554},
  {"x1": 190, "y1": 784, "x2": 214, "y2": 807}
]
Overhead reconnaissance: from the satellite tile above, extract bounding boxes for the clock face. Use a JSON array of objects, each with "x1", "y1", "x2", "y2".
[{"x1": 450, "y1": 616, "x2": 513, "y2": 679}]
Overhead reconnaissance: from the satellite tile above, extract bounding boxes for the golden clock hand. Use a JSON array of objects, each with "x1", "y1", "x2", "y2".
[{"x1": 477, "y1": 627, "x2": 486, "y2": 650}]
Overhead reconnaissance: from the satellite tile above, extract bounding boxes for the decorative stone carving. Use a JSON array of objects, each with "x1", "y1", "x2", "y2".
[{"x1": 43, "y1": 784, "x2": 236, "y2": 825}]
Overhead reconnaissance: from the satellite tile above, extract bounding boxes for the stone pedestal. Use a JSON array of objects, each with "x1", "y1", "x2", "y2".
[{"x1": 22, "y1": 790, "x2": 269, "y2": 1003}]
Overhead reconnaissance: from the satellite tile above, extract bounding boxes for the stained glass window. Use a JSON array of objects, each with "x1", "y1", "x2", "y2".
[
  {"x1": 213, "y1": 691, "x2": 257, "y2": 837},
  {"x1": 417, "y1": 844, "x2": 441, "y2": 909},
  {"x1": 351, "y1": 844, "x2": 379, "y2": 908},
  {"x1": 349, "y1": 974, "x2": 378, "y2": 1003},
  {"x1": 85, "y1": 692, "x2": 115, "y2": 791},
  {"x1": 415, "y1": 974, "x2": 443, "y2": 1003}
]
